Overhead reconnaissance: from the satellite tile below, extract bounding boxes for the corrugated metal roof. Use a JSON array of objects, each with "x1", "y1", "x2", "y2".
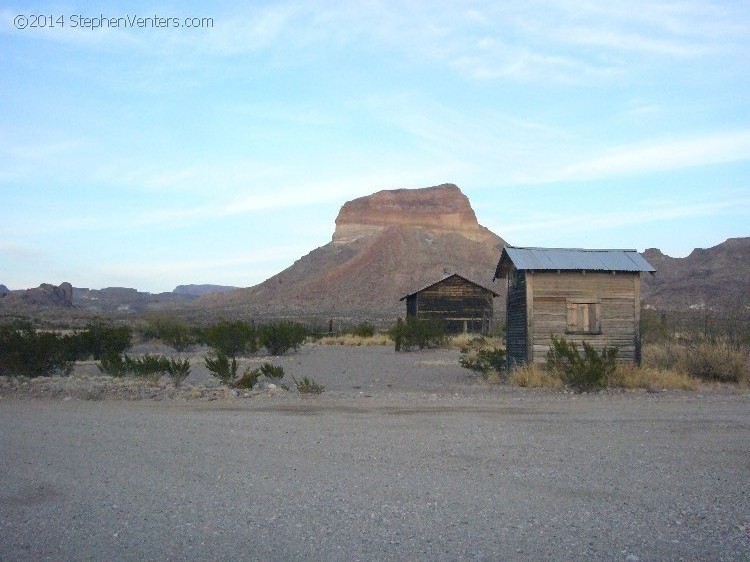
[
  {"x1": 400, "y1": 273, "x2": 499, "y2": 300},
  {"x1": 494, "y1": 246, "x2": 656, "y2": 279}
]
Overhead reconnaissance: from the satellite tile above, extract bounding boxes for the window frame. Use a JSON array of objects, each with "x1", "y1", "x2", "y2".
[{"x1": 566, "y1": 298, "x2": 601, "y2": 335}]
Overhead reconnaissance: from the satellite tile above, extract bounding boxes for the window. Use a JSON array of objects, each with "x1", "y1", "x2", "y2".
[{"x1": 566, "y1": 299, "x2": 601, "y2": 334}]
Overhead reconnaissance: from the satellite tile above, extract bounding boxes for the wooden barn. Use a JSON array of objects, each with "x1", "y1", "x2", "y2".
[
  {"x1": 400, "y1": 273, "x2": 498, "y2": 334},
  {"x1": 493, "y1": 246, "x2": 656, "y2": 367}
]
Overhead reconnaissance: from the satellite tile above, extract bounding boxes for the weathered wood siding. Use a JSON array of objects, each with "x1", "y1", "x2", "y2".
[
  {"x1": 409, "y1": 275, "x2": 495, "y2": 334},
  {"x1": 505, "y1": 266, "x2": 527, "y2": 367},
  {"x1": 527, "y1": 271, "x2": 641, "y2": 363}
]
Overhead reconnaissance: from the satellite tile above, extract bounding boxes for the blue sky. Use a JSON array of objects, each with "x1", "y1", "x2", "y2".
[{"x1": 1, "y1": 1, "x2": 749, "y2": 293}]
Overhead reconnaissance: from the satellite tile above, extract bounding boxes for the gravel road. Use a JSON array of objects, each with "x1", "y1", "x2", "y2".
[{"x1": 1, "y1": 345, "x2": 748, "y2": 561}]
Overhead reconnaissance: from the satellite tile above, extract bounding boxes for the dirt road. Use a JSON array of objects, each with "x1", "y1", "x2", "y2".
[{"x1": 2, "y1": 387, "x2": 748, "y2": 561}]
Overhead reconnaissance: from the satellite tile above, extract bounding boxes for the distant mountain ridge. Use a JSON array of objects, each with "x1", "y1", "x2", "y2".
[
  {"x1": 173, "y1": 284, "x2": 238, "y2": 297},
  {"x1": 641, "y1": 237, "x2": 750, "y2": 310},
  {"x1": 1, "y1": 184, "x2": 747, "y2": 321}
]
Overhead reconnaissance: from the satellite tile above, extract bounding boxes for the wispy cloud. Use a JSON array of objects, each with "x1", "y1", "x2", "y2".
[
  {"x1": 516, "y1": 131, "x2": 750, "y2": 185},
  {"x1": 496, "y1": 195, "x2": 750, "y2": 241}
]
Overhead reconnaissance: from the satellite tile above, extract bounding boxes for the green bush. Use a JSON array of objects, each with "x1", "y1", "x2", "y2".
[
  {"x1": 352, "y1": 322, "x2": 375, "y2": 338},
  {"x1": 259, "y1": 321, "x2": 307, "y2": 355},
  {"x1": 166, "y1": 358, "x2": 191, "y2": 387},
  {"x1": 204, "y1": 350, "x2": 238, "y2": 385},
  {"x1": 546, "y1": 335, "x2": 617, "y2": 393},
  {"x1": 201, "y1": 320, "x2": 257, "y2": 357},
  {"x1": 295, "y1": 376, "x2": 325, "y2": 394},
  {"x1": 98, "y1": 352, "x2": 129, "y2": 377},
  {"x1": 72, "y1": 321, "x2": 132, "y2": 360},
  {"x1": 459, "y1": 338, "x2": 506, "y2": 379},
  {"x1": 258, "y1": 362, "x2": 285, "y2": 379},
  {"x1": 390, "y1": 317, "x2": 447, "y2": 351},
  {"x1": 142, "y1": 316, "x2": 196, "y2": 351},
  {"x1": 126, "y1": 354, "x2": 170, "y2": 383},
  {"x1": 0, "y1": 324, "x2": 74, "y2": 377},
  {"x1": 234, "y1": 369, "x2": 261, "y2": 389},
  {"x1": 97, "y1": 353, "x2": 191, "y2": 385}
]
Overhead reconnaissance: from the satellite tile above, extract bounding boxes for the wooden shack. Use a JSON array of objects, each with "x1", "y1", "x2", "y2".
[
  {"x1": 494, "y1": 246, "x2": 656, "y2": 367},
  {"x1": 400, "y1": 273, "x2": 498, "y2": 334}
]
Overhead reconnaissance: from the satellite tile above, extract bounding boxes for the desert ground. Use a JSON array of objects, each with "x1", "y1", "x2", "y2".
[{"x1": 1, "y1": 343, "x2": 748, "y2": 561}]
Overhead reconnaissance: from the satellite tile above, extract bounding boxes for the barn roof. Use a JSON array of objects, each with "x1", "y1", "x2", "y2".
[
  {"x1": 494, "y1": 246, "x2": 656, "y2": 279},
  {"x1": 400, "y1": 273, "x2": 499, "y2": 301}
]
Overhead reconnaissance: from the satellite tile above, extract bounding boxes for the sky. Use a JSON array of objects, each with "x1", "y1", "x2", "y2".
[{"x1": 1, "y1": 1, "x2": 749, "y2": 293}]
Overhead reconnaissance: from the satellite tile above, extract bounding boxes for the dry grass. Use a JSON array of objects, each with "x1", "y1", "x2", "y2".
[
  {"x1": 609, "y1": 365, "x2": 700, "y2": 391},
  {"x1": 510, "y1": 361, "x2": 701, "y2": 391},
  {"x1": 643, "y1": 342, "x2": 748, "y2": 384},
  {"x1": 316, "y1": 334, "x2": 392, "y2": 346},
  {"x1": 511, "y1": 363, "x2": 563, "y2": 389},
  {"x1": 449, "y1": 334, "x2": 504, "y2": 350}
]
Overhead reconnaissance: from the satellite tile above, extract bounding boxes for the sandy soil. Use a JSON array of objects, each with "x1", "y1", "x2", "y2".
[{"x1": 1, "y1": 344, "x2": 748, "y2": 560}]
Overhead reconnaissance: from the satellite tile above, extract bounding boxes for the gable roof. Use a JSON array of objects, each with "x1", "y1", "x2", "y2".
[
  {"x1": 400, "y1": 273, "x2": 499, "y2": 301},
  {"x1": 494, "y1": 246, "x2": 656, "y2": 279}
]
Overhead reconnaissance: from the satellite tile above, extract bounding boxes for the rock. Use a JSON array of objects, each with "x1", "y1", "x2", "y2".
[{"x1": 332, "y1": 183, "x2": 495, "y2": 244}]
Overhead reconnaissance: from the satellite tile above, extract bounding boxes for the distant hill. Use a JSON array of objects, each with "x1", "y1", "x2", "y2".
[
  {"x1": 173, "y1": 284, "x2": 238, "y2": 297},
  {"x1": 641, "y1": 237, "x2": 750, "y2": 310},
  {"x1": 0, "y1": 282, "x2": 73, "y2": 309}
]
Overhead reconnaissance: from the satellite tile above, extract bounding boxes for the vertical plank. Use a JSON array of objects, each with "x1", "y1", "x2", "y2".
[
  {"x1": 526, "y1": 271, "x2": 534, "y2": 363},
  {"x1": 634, "y1": 273, "x2": 642, "y2": 365}
]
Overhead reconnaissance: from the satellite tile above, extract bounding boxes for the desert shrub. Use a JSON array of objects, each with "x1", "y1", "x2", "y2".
[
  {"x1": 234, "y1": 369, "x2": 261, "y2": 389},
  {"x1": 295, "y1": 376, "x2": 325, "y2": 394},
  {"x1": 643, "y1": 341, "x2": 747, "y2": 383},
  {"x1": 72, "y1": 321, "x2": 132, "y2": 360},
  {"x1": 0, "y1": 324, "x2": 74, "y2": 377},
  {"x1": 390, "y1": 317, "x2": 447, "y2": 352},
  {"x1": 166, "y1": 357, "x2": 191, "y2": 387},
  {"x1": 233, "y1": 362, "x2": 285, "y2": 389},
  {"x1": 259, "y1": 321, "x2": 307, "y2": 355},
  {"x1": 98, "y1": 352, "x2": 129, "y2": 377},
  {"x1": 142, "y1": 316, "x2": 196, "y2": 351},
  {"x1": 352, "y1": 322, "x2": 375, "y2": 338},
  {"x1": 459, "y1": 337, "x2": 506, "y2": 380},
  {"x1": 204, "y1": 350, "x2": 238, "y2": 385},
  {"x1": 258, "y1": 362, "x2": 285, "y2": 379},
  {"x1": 546, "y1": 335, "x2": 618, "y2": 393},
  {"x1": 511, "y1": 363, "x2": 563, "y2": 389},
  {"x1": 126, "y1": 354, "x2": 171, "y2": 383},
  {"x1": 201, "y1": 320, "x2": 257, "y2": 357}
]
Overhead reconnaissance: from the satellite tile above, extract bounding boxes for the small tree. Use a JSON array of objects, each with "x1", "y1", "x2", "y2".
[{"x1": 546, "y1": 335, "x2": 617, "y2": 393}]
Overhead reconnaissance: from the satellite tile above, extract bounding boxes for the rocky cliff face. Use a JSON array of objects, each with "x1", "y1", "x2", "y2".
[
  {"x1": 333, "y1": 184, "x2": 496, "y2": 244},
  {"x1": 0, "y1": 282, "x2": 73, "y2": 308}
]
